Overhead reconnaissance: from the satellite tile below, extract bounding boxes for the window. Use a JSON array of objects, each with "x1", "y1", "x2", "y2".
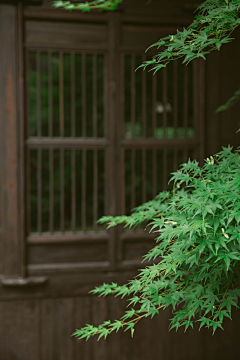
[{"x1": 24, "y1": 18, "x2": 204, "y2": 273}]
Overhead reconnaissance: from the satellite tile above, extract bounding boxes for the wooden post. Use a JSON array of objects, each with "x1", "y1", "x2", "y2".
[
  {"x1": 0, "y1": 2, "x2": 46, "y2": 286},
  {"x1": 0, "y1": 3, "x2": 23, "y2": 278}
]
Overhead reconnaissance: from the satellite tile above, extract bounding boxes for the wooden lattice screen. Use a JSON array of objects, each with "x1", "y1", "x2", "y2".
[{"x1": 24, "y1": 18, "x2": 204, "y2": 274}]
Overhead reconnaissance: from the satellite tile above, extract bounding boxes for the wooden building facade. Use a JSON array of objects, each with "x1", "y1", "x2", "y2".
[{"x1": 0, "y1": 0, "x2": 240, "y2": 359}]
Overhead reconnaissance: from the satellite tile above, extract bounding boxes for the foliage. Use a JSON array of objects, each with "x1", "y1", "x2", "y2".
[
  {"x1": 73, "y1": 145, "x2": 240, "y2": 340},
  {"x1": 53, "y1": 0, "x2": 240, "y2": 70},
  {"x1": 53, "y1": 0, "x2": 240, "y2": 110},
  {"x1": 140, "y1": 0, "x2": 240, "y2": 72}
]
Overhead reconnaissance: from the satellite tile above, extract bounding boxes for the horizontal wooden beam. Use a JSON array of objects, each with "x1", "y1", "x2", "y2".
[
  {"x1": 121, "y1": 138, "x2": 200, "y2": 148},
  {"x1": 26, "y1": 137, "x2": 111, "y2": 148},
  {"x1": 1, "y1": 276, "x2": 48, "y2": 287},
  {"x1": 27, "y1": 232, "x2": 110, "y2": 244},
  {"x1": 0, "y1": 271, "x2": 138, "y2": 300},
  {"x1": 0, "y1": 0, "x2": 42, "y2": 4}
]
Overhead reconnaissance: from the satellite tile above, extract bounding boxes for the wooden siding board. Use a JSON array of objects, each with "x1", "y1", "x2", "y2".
[
  {"x1": 22, "y1": 300, "x2": 40, "y2": 360},
  {"x1": 40, "y1": 299, "x2": 56, "y2": 360},
  {"x1": 73, "y1": 297, "x2": 92, "y2": 360},
  {"x1": 55, "y1": 298, "x2": 74, "y2": 360},
  {"x1": 0, "y1": 297, "x2": 239, "y2": 360},
  {"x1": 107, "y1": 297, "x2": 122, "y2": 360},
  {"x1": 92, "y1": 297, "x2": 108, "y2": 360}
]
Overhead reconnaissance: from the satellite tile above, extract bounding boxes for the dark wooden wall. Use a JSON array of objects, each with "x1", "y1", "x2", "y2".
[
  {"x1": 0, "y1": 1, "x2": 240, "y2": 359},
  {"x1": 205, "y1": 26, "x2": 240, "y2": 157},
  {"x1": 0, "y1": 296, "x2": 240, "y2": 360}
]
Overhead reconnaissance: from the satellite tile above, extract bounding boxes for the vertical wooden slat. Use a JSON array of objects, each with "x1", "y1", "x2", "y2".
[
  {"x1": 131, "y1": 149, "x2": 135, "y2": 209},
  {"x1": 184, "y1": 148, "x2": 188, "y2": 163},
  {"x1": 92, "y1": 298, "x2": 107, "y2": 360},
  {"x1": 37, "y1": 50, "x2": 41, "y2": 137},
  {"x1": 153, "y1": 149, "x2": 157, "y2": 197},
  {"x1": 120, "y1": 53, "x2": 125, "y2": 140},
  {"x1": 71, "y1": 53, "x2": 76, "y2": 233},
  {"x1": 71, "y1": 51, "x2": 75, "y2": 138},
  {"x1": 142, "y1": 55, "x2": 146, "y2": 137},
  {"x1": 93, "y1": 149, "x2": 98, "y2": 231},
  {"x1": 49, "y1": 51, "x2": 53, "y2": 234},
  {"x1": 183, "y1": 65, "x2": 188, "y2": 138},
  {"x1": 104, "y1": 148, "x2": 108, "y2": 216},
  {"x1": 93, "y1": 53, "x2": 97, "y2": 138},
  {"x1": 71, "y1": 149, "x2": 76, "y2": 232},
  {"x1": 82, "y1": 53, "x2": 86, "y2": 137},
  {"x1": 73, "y1": 298, "x2": 92, "y2": 360},
  {"x1": 107, "y1": 297, "x2": 122, "y2": 360},
  {"x1": 152, "y1": 73, "x2": 157, "y2": 137},
  {"x1": 48, "y1": 51, "x2": 53, "y2": 137},
  {"x1": 37, "y1": 149, "x2": 42, "y2": 234},
  {"x1": 163, "y1": 67, "x2": 167, "y2": 138},
  {"x1": 49, "y1": 148, "x2": 53, "y2": 234},
  {"x1": 131, "y1": 54, "x2": 136, "y2": 138},
  {"x1": 60, "y1": 149, "x2": 64, "y2": 233},
  {"x1": 193, "y1": 60, "x2": 197, "y2": 140},
  {"x1": 103, "y1": 54, "x2": 107, "y2": 138},
  {"x1": 26, "y1": 51, "x2": 31, "y2": 236},
  {"x1": 121, "y1": 149, "x2": 126, "y2": 214},
  {"x1": 40, "y1": 299, "x2": 56, "y2": 360},
  {"x1": 59, "y1": 51, "x2": 64, "y2": 137},
  {"x1": 56, "y1": 299, "x2": 74, "y2": 360},
  {"x1": 82, "y1": 149, "x2": 86, "y2": 232},
  {"x1": 26, "y1": 148, "x2": 31, "y2": 235},
  {"x1": 173, "y1": 61, "x2": 178, "y2": 138},
  {"x1": 174, "y1": 148, "x2": 178, "y2": 172},
  {"x1": 22, "y1": 301, "x2": 40, "y2": 360},
  {"x1": 163, "y1": 149, "x2": 167, "y2": 190},
  {"x1": 142, "y1": 149, "x2": 146, "y2": 203}
]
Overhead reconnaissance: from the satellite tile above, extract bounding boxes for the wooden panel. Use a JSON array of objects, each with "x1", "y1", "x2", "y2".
[
  {"x1": 56, "y1": 298, "x2": 74, "y2": 360},
  {"x1": 40, "y1": 299, "x2": 57, "y2": 360},
  {"x1": 73, "y1": 297, "x2": 92, "y2": 359},
  {"x1": 28, "y1": 242, "x2": 109, "y2": 264},
  {"x1": 25, "y1": 20, "x2": 108, "y2": 47},
  {"x1": 21, "y1": 300, "x2": 40, "y2": 360},
  {"x1": 92, "y1": 297, "x2": 108, "y2": 360}
]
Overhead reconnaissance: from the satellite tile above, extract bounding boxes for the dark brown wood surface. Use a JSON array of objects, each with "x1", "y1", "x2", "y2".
[
  {"x1": 0, "y1": 296, "x2": 239, "y2": 360},
  {"x1": 0, "y1": 1, "x2": 240, "y2": 359}
]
